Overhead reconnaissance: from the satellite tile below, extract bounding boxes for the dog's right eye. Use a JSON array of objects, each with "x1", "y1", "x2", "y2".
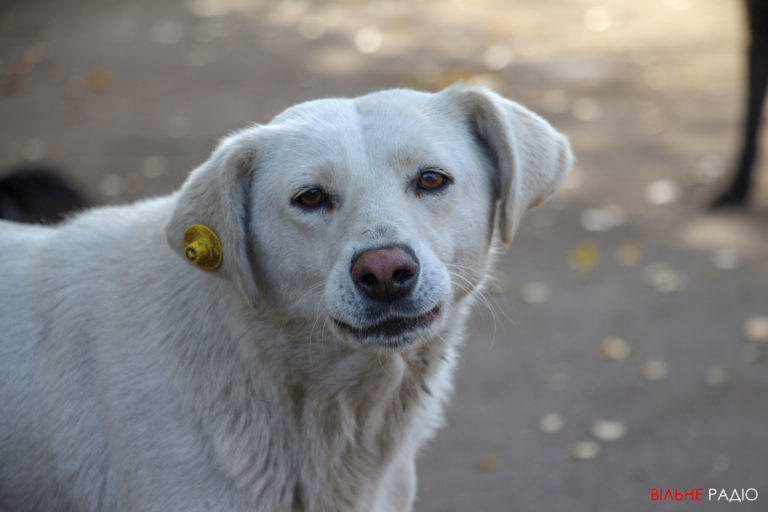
[{"x1": 293, "y1": 188, "x2": 329, "y2": 209}]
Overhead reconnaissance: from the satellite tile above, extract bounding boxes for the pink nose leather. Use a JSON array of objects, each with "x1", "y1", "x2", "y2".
[{"x1": 351, "y1": 247, "x2": 419, "y2": 302}]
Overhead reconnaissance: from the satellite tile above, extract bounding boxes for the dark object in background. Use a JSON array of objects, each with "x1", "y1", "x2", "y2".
[
  {"x1": 711, "y1": 0, "x2": 768, "y2": 208},
  {"x1": 0, "y1": 164, "x2": 90, "y2": 224}
]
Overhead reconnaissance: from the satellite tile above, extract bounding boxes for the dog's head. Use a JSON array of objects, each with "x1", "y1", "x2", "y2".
[{"x1": 166, "y1": 85, "x2": 572, "y2": 351}]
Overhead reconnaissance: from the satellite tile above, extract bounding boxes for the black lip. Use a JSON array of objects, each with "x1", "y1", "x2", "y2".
[{"x1": 334, "y1": 306, "x2": 440, "y2": 339}]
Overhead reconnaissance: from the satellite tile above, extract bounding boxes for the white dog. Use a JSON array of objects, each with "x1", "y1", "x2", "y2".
[{"x1": 0, "y1": 84, "x2": 572, "y2": 512}]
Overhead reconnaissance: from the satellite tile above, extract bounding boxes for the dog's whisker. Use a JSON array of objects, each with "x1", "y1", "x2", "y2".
[
  {"x1": 447, "y1": 263, "x2": 514, "y2": 321},
  {"x1": 309, "y1": 301, "x2": 333, "y2": 364},
  {"x1": 446, "y1": 262, "x2": 483, "y2": 278},
  {"x1": 447, "y1": 269, "x2": 502, "y2": 349},
  {"x1": 306, "y1": 283, "x2": 327, "y2": 335}
]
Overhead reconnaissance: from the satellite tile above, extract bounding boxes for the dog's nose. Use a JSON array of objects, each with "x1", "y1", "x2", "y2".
[{"x1": 351, "y1": 246, "x2": 419, "y2": 302}]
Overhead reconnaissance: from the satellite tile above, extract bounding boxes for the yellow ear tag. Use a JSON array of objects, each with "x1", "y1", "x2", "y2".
[{"x1": 183, "y1": 224, "x2": 223, "y2": 270}]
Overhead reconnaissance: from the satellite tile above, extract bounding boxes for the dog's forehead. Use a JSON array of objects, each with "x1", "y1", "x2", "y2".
[
  {"x1": 259, "y1": 89, "x2": 465, "y2": 170},
  {"x1": 272, "y1": 89, "x2": 433, "y2": 121},
  {"x1": 353, "y1": 88, "x2": 435, "y2": 118}
]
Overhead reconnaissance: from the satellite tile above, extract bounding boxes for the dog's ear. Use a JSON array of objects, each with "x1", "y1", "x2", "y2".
[
  {"x1": 442, "y1": 84, "x2": 573, "y2": 245},
  {"x1": 165, "y1": 132, "x2": 260, "y2": 305}
]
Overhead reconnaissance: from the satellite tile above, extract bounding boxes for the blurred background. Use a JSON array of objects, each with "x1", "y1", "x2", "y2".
[{"x1": 1, "y1": 0, "x2": 767, "y2": 510}]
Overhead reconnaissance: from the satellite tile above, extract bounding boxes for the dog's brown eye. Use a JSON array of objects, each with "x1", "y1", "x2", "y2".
[
  {"x1": 295, "y1": 188, "x2": 327, "y2": 208},
  {"x1": 417, "y1": 170, "x2": 449, "y2": 191}
]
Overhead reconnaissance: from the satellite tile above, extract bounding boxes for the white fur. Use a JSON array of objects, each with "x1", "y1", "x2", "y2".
[{"x1": 0, "y1": 85, "x2": 572, "y2": 512}]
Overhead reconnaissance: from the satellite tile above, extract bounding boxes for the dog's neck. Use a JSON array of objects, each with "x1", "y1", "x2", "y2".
[
  {"x1": 166, "y1": 280, "x2": 462, "y2": 511},
  {"x1": 282, "y1": 337, "x2": 450, "y2": 511}
]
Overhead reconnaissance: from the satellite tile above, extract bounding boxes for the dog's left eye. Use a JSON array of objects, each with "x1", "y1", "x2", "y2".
[
  {"x1": 417, "y1": 170, "x2": 450, "y2": 192},
  {"x1": 294, "y1": 188, "x2": 329, "y2": 209}
]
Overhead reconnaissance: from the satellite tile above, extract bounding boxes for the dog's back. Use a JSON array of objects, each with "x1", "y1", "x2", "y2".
[
  {"x1": 0, "y1": 198, "x2": 184, "y2": 511},
  {"x1": 0, "y1": 213, "x2": 114, "y2": 511}
]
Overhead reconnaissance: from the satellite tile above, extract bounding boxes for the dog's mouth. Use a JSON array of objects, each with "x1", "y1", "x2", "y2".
[{"x1": 333, "y1": 305, "x2": 441, "y2": 341}]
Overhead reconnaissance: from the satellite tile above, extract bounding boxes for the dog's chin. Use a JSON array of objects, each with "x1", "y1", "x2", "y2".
[{"x1": 333, "y1": 305, "x2": 441, "y2": 351}]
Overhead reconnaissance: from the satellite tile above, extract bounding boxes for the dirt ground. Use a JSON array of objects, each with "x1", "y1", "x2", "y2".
[{"x1": 2, "y1": 0, "x2": 767, "y2": 510}]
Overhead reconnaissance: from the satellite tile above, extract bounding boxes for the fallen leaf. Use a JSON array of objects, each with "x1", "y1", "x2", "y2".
[
  {"x1": 743, "y1": 315, "x2": 768, "y2": 343},
  {"x1": 616, "y1": 241, "x2": 643, "y2": 266},
  {"x1": 88, "y1": 67, "x2": 114, "y2": 92},
  {"x1": 590, "y1": 420, "x2": 626, "y2": 441},
  {"x1": 476, "y1": 453, "x2": 502, "y2": 472},
  {"x1": 642, "y1": 360, "x2": 669, "y2": 381},
  {"x1": 570, "y1": 441, "x2": 600, "y2": 460},
  {"x1": 579, "y1": 205, "x2": 626, "y2": 232},
  {"x1": 354, "y1": 26, "x2": 382, "y2": 54},
  {"x1": 539, "y1": 413, "x2": 564, "y2": 433},
  {"x1": 568, "y1": 242, "x2": 600, "y2": 273},
  {"x1": 646, "y1": 179, "x2": 680, "y2": 205},
  {"x1": 600, "y1": 336, "x2": 632, "y2": 361},
  {"x1": 99, "y1": 173, "x2": 125, "y2": 197},
  {"x1": 643, "y1": 263, "x2": 686, "y2": 293},
  {"x1": 483, "y1": 43, "x2": 513, "y2": 70}
]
